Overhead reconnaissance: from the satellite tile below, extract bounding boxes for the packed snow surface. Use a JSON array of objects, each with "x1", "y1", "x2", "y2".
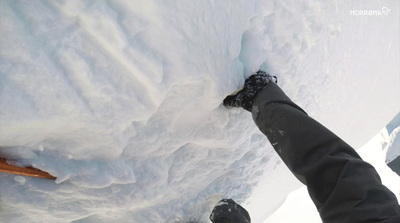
[{"x1": 0, "y1": 0, "x2": 398, "y2": 222}]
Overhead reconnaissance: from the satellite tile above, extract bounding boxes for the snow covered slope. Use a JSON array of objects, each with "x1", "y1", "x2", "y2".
[
  {"x1": 0, "y1": 0, "x2": 398, "y2": 222},
  {"x1": 385, "y1": 112, "x2": 400, "y2": 175}
]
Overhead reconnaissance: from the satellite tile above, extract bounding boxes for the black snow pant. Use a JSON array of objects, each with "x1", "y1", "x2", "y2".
[
  {"x1": 251, "y1": 82, "x2": 400, "y2": 222},
  {"x1": 211, "y1": 82, "x2": 400, "y2": 223}
]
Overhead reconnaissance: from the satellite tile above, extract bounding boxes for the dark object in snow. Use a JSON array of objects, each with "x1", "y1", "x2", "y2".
[
  {"x1": 209, "y1": 199, "x2": 250, "y2": 223},
  {"x1": 220, "y1": 71, "x2": 400, "y2": 222},
  {"x1": 0, "y1": 158, "x2": 56, "y2": 180},
  {"x1": 223, "y1": 70, "x2": 276, "y2": 112}
]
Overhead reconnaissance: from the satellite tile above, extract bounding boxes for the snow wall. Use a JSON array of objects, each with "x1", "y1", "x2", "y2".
[{"x1": 0, "y1": 0, "x2": 399, "y2": 222}]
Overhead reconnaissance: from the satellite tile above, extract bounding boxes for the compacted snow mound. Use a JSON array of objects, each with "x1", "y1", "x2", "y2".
[
  {"x1": 0, "y1": 0, "x2": 398, "y2": 222},
  {"x1": 0, "y1": 1, "x2": 271, "y2": 222}
]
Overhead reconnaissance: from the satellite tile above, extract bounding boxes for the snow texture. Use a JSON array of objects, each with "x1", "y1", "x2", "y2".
[{"x1": 0, "y1": 0, "x2": 399, "y2": 222}]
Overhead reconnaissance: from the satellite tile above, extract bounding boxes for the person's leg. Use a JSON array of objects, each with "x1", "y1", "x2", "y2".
[{"x1": 223, "y1": 71, "x2": 400, "y2": 222}]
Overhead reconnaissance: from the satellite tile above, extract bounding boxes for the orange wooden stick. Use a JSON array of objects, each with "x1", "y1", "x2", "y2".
[{"x1": 0, "y1": 158, "x2": 56, "y2": 180}]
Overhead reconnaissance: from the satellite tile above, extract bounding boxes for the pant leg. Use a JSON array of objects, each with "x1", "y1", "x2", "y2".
[{"x1": 252, "y1": 82, "x2": 400, "y2": 222}]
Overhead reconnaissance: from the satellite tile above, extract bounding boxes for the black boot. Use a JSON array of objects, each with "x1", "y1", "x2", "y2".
[
  {"x1": 223, "y1": 70, "x2": 276, "y2": 112},
  {"x1": 209, "y1": 199, "x2": 251, "y2": 223}
]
